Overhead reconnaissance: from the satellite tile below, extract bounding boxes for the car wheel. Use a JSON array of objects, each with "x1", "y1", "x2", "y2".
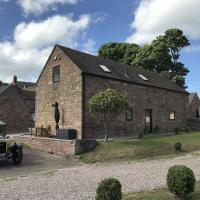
[{"x1": 12, "y1": 148, "x2": 23, "y2": 166}]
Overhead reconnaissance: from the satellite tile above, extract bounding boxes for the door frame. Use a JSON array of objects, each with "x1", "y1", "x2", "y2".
[{"x1": 145, "y1": 109, "x2": 153, "y2": 133}]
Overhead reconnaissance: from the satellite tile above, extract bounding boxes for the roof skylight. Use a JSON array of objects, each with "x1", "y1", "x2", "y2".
[
  {"x1": 99, "y1": 65, "x2": 111, "y2": 73},
  {"x1": 138, "y1": 74, "x2": 148, "y2": 81}
]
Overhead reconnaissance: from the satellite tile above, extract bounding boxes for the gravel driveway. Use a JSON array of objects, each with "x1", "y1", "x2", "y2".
[
  {"x1": 1, "y1": 153, "x2": 200, "y2": 200},
  {"x1": 0, "y1": 149, "x2": 80, "y2": 177}
]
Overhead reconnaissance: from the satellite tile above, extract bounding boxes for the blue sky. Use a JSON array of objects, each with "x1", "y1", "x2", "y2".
[{"x1": 0, "y1": 0, "x2": 199, "y2": 95}]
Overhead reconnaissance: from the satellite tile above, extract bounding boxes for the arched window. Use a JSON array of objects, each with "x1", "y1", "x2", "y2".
[
  {"x1": 53, "y1": 66, "x2": 60, "y2": 83},
  {"x1": 169, "y1": 111, "x2": 175, "y2": 120}
]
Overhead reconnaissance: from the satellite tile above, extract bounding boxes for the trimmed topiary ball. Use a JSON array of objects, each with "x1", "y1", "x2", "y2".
[
  {"x1": 95, "y1": 178, "x2": 122, "y2": 200},
  {"x1": 174, "y1": 142, "x2": 182, "y2": 152},
  {"x1": 167, "y1": 165, "x2": 196, "y2": 198}
]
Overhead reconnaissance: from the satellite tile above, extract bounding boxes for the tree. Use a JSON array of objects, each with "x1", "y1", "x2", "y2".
[
  {"x1": 89, "y1": 89, "x2": 128, "y2": 141},
  {"x1": 98, "y1": 43, "x2": 140, "y2": 65},
  {"x1": 0, "y1": 81, "x2": 8, "y2": 86},
  {"x1": 133, "y1": 43, "x2": 172, "y2": 73},
  {"x1": 154, "y1": 29, "x2": 190, "y2": 87},
  {"x1": 98, "y1": 28, "x2": 190, "y2": 88}
]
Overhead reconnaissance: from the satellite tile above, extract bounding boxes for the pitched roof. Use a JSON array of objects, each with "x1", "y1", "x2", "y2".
[
  {"x1": 189, "y1": 93, "x2": 199, "y2": 105},
  {"x1": 0, "y1": 85, "x2": 35, "y2": 99},
  {"x1": 0, "y1": 85, "x2": 35, "y2": 112},
  {"x1": 16, "y1": 81, "x2": 35, "y2": 89},
  {"x1": 57, "y1": 45, "x2": 187, "y2": 93},
  {"x1": 16, "y1": 87, "x2": 35, "y2": 100},
  {"x1": 16, "y1": 87, "x2": 35, "y2": 112}
]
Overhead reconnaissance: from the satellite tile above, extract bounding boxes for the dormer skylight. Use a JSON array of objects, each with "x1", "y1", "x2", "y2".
[
  {"x1": 99, "y1": 65, "x2": 111, "y2": 73},
  {"x1": 138, "y1": 74, "x2": 148, "y2": 81}
]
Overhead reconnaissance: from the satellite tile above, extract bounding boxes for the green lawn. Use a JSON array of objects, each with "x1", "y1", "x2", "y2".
[
  {"x1": 80, "y1": 132, "x2": 200, "y2": 163},
  {"x1": 123, "y1": 182, "x2": 200, "y2": 200}
]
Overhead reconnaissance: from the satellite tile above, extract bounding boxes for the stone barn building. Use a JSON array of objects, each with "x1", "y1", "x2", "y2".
[
  {"x1": 187, "y1": 93, "x2": 200, "y2": 130},
  {"x1": 35, "y1": 45, "x2": 189, "y2": 139},
  {"x1": 189, "y1": 93, "x2": 200, "y2": 119},
  {"x1": 0, "y1": 76, "x2": 35, "y2": 133}
]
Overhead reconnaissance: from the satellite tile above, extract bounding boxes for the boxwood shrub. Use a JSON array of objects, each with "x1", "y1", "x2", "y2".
[
  {"x1": 174, "y1": 142, "x2": 182, "y2": 152},
  {"x1": 95, "y1": 178, "x2": 122, "y2": 200},
  {"x1": 167, "y1": 165, "x2": 196, "y2": 198}
]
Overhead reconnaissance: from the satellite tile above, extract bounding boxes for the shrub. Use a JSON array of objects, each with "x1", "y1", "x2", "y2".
[
  {"x1": 95, "y1": 178, "x2": 122, "y2": 200},
  {"x1": 174, "y1": 127, "x2": 179, "y2": 134},
  {"x1": 174, "y1": 142, "x2": 182, "y2": 152},
  {"x1": 89, "y1": 89, "x2": 128, "y2": 142},
  {"x1": 167, "y1": 165, "x2": 196, "y2": 198}
]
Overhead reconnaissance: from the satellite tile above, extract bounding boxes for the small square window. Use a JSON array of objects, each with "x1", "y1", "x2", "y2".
[
  {"x1": 169, "y1": 111, "x2": 175, "y2": 120},
  {"x1": 126, "y1": 108, "x2": 133, "y2": 121},
  {"x1": 53, "y1": 66, "x2": 60, "y2": 83}
]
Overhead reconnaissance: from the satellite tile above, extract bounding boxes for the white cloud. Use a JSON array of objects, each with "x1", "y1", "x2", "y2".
[
  {"x1": 0, "y1": 14, "x2": 91, "y2": 82},
  {"x1": 14, "y1": 14, "x2": 90, "y2": 49},
  {"x1": 82, "y1": 39, "x2": 96, "y2": 55},
  {"x1": 126, "y1": 0, "x2": 200, "y2": 44},
  {"x1": 18, "y1": 0, "x2": 79, "y2": 15}
]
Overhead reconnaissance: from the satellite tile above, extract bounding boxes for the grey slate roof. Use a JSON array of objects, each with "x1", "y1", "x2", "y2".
[
  {"x1": 16, "y1": 81, "x2": 35, "y2": 89},
  {"x1": 0, "y1": 85, "x2": 35, "y2": 100},
  {"x1": 0, "y1": 85, "x2": 35, "y2": 112},
  {"x1": 16, "y1": 88, "x2": 35, "y2": 112},
  {"x1": 58, "y1": 45, "x2": 187, "y2": 93},
  {"x1": 16, "y1": 87, "x2": 35, "y2": 100}
]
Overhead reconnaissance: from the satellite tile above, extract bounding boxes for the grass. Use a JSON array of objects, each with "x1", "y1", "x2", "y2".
[
  {"x1": 123, "y1": 182, "x2": 200, "y2": 200},
  {"x1": 80, "y1": 132, "x2": 200, "y2": 163},
  {"x1": 0, "y1": 176, "x2": 17, "y2": 182}
]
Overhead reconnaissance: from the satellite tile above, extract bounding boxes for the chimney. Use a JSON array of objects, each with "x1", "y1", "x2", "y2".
[{"x1": 13, "y1": 75, "x2": 17, "y2": 85}]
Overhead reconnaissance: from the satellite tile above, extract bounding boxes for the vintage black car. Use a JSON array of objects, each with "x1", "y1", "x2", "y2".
[{"x1": 0, "y1": 136, "x2": 23, "y2": 165}]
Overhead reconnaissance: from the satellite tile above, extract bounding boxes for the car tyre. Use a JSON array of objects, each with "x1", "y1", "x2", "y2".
[{"x1": 12, "y1": 148, "x2": 23, "y2": 166}]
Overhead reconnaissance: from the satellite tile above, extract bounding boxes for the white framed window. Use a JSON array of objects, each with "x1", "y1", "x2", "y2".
[{"x1": 169, "y1": 111, "x2": 175, "y2": 120}]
